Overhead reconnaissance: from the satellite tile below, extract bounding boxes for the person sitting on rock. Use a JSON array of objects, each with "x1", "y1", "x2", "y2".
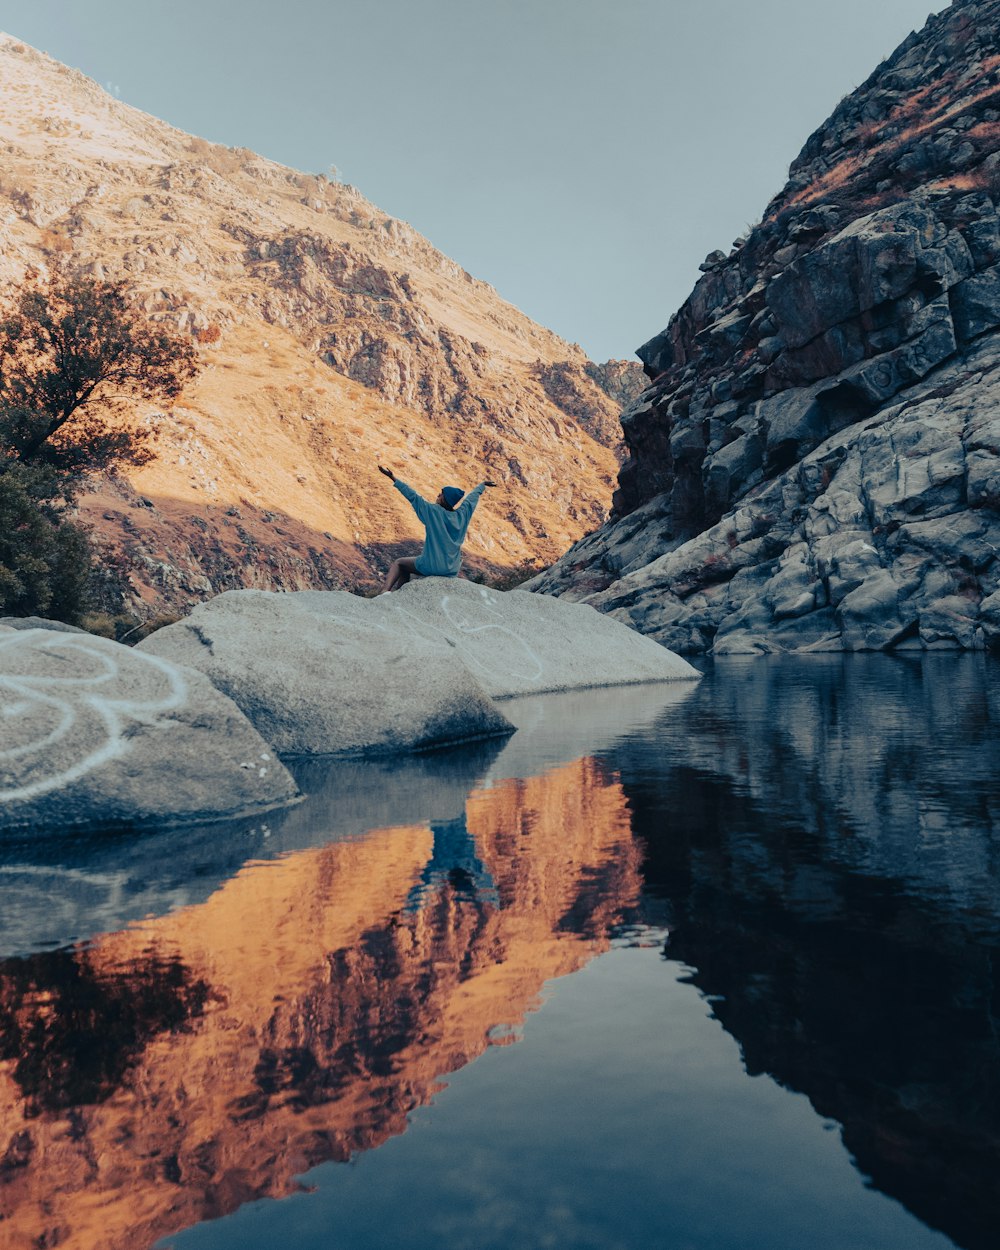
[{"x1": 377, "y1": 464, "x2": 495, "y2": 592}]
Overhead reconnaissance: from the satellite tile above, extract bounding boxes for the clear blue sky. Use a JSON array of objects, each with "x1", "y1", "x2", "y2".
[{"x1": 0, "y1": 0, "x2": 950, "y2": 361}]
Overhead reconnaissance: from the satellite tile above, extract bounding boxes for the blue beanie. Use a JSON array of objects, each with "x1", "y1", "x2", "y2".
[{"x1": 441, "y1": 486, "x2": 465, "y2": 509}]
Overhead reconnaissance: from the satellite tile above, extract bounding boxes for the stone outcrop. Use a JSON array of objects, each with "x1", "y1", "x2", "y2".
[
  {"x1": 0, "y1": 685, "x2": 693, "y2": 958},
  {"x1": 0, "y1": 616, "x2": 87, "y2": 633},
  {"x1": 137, "y1": 586, "x2": 517, "y2": 756},
  {"x1": 325, "y1": 576, "x2": 701, "y2": 697},
  {"x1": 0, "y1": 33, "x2": 643, "y2": 616},
  {"x1": 0, "y1": 629, "x2": 299, "y2": 831},
  {"x1": 532, "y1": 0, "x2": 1000, "y2": 653},
  {"x1": 1, "y1": 580, "x2": 697, "y2": 833},
  {"x1": 137, "y1": 579, "x2": 698, "y2": 755}
]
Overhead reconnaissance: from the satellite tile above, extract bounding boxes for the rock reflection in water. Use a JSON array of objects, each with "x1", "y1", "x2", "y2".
[
  {"x1": 0, "y1": 739, "x2": 508, "y2": 959},
  {"x1": 610, "y1": 654, "x2": 1000, "y2": 1250},
  {"x1": 0, "y1": 755, "x2": 640, "y2": 1250},
  {"x1": 0, "y1": 663, "x2": 996, "y2": 1250}
]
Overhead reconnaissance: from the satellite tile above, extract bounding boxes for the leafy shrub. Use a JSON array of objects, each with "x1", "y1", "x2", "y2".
[
  {"x1": 482, "y1": 562, "x2": 544, "y2": 592},
  {"x1": 0, "y1": 466, "x2": 92, "y2": 623},
  {"x1": 0, "y1": 272, "x2": 200, "y2": 626}
]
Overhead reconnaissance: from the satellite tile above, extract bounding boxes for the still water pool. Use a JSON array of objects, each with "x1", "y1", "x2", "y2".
[{"x1": 0, "y1": 654, "x2": 996, "y2": 1250}]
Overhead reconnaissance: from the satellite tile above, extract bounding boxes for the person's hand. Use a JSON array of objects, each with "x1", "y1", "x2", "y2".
[
  {"x1": 378, "y1": 464, "x2": 395, "y2": 481},
  {"x1": 483, "y1": 480, "x2": 497, "y2": 487}
]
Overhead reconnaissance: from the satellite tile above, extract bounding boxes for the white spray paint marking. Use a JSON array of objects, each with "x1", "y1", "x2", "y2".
[
  {"x1": 385, "y1": 588, "x2": 544, "y2": 684},
  {"x1": 0, "y1": 630, "x2": 188, "y2": 803}
]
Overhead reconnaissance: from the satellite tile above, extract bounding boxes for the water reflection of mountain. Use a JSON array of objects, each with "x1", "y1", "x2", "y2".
[
  {"x1": 0, "y1": 755, "x2": 641, "y2": 1250},
  {"x1": 611, "y1": 655, "x2": 1000, "y2": 1250},
  {"x1": 1, "y1": 664, "x2": 995, "y2": 1250}
]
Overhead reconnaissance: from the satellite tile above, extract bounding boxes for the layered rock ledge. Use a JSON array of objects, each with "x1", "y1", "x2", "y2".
[{"x1": 539, "y1": 342, "x2": 1000, "y2": 654}]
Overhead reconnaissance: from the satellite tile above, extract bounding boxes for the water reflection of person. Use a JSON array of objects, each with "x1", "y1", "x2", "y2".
[
  {"x1": 405, "y1": 816, "x2": 499, "y2": 912},
  {"x1": 377, "y1": 464, "x2": 495, "y2": 592}
]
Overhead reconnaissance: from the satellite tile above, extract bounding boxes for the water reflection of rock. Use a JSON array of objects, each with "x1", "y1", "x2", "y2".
[
  {"x1": 0, "y1": 740, "x2": 505, "y2": 957},
  {"x1": 4, "y1": 663, "x2": 989, "y2": 1248},
  {"x1": 666, "y1": 655, "x2": 1000, "y2": 916},
  {"x1": 0, "y1": 683, "x2": 694, "y2": 957},
  {"x1": 0, "y1": 756, "x2": 640, "y2": 1250},
  {"x1": 612, "y1": 654, "x2": 1000, "y2": 1250}
]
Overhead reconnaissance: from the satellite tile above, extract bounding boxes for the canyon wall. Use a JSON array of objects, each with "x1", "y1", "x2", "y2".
[{"x1": 532, "y1": 0, "x2": 1000, "y2": 654}]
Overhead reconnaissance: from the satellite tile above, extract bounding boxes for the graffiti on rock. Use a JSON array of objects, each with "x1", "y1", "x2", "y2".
[{"x1": 0, "y1": 630, "x2": 188, "y2": 801}]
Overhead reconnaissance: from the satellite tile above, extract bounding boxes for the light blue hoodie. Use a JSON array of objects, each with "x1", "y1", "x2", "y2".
[{"x1": 394, "y1": 479, "x2": 487, "y2": 576}]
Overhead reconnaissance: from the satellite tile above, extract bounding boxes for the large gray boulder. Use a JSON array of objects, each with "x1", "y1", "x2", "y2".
[
  {"x1": 0, "y1": 629, "x2": 299, "y2": 832},
  {"x1": 337, "y1": 576, "x2": 701, "y2": 697},
  {"x1": 0, "y1": 683, "x2": 698, "y2": 956},
  {"x1": 138, "y1": 588, "x2": 517, "y2": 755},
  {"x1": 0, "y1": 742, "x2": 507, "y2": 957},
  {"x1": 137, "y1": 580, "x2": 698, "y2": 756}
]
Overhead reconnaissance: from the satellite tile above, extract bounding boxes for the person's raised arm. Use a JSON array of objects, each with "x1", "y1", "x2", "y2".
[
  {"x1": 380, "y1": 463, "x2": 434, "y2": 524},
  {"x1": 457, "y1": 478, "x2": 494, "y2": 518}
]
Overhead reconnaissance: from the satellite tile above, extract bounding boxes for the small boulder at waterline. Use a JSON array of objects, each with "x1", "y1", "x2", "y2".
[
  {"x1": 0, "y1": 629, "x2": 299, "y2": 832},
  {"x1": 137, "y1": 588, "x2": 517, "y2": 756},
  {"x1": 0, "y1": 616, "x2": 88, "y2": 633}
]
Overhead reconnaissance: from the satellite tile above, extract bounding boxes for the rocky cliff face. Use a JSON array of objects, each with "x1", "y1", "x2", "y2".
[
  {"x1": 532, "y1": 0, "x2": 1000, "y2": 653},
  {"x1": 0, "y1": 34, "x2": 641, "y2": 615}
]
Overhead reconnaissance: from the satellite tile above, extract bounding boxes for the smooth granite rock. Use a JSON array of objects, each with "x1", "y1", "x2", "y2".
[
  {"x1": 0, "y1": 617, "x2": 88, "y2": 633},
  {"x1": 138, "y1": 579, "x2": 698, "y2": 754},
  {"x1": 138, "y1": 587, "x2": 517, "y2": 756},
  {"x1": 334, "y1": 576, "x2": 701, "y2": 699},
  {"x1": 0, "y1": 629, "x2": 299, "y2": 832},
  {"x1": 0, "y1": 684, "x2": 700, "y2": 957}
]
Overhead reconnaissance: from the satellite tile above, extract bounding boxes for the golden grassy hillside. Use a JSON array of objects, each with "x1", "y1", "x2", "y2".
[{"x1": 0, "y1": 34, "x2": 642, "y2": 615}]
